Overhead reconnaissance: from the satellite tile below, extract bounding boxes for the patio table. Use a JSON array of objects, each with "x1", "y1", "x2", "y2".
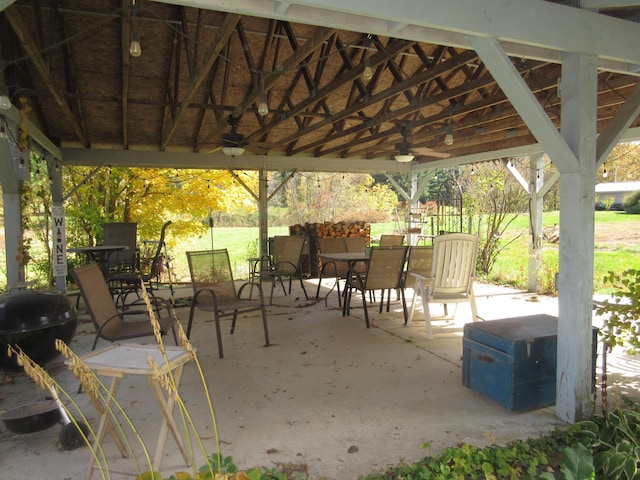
[
  {"x1": 68, "y1": 245, "x2": 129, "y2": 276},
  {"x1": 318, "y1": 251, "x2": 369, "y2": 306},
  {"x1": 70, "y1": 343, "x2": 193, "y2": 480}
]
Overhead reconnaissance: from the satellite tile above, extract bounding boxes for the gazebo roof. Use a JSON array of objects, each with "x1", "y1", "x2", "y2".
[{"x1": 1, "y1": 0, "x2": 639, "y2": 173}]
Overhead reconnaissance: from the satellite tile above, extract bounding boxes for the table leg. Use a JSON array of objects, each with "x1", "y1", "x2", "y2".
[
  {"x1": 86, "y1": 376, "x2": 127, "y2": 480},
  {"x1": 148, "y1": 365, "x2": 191, "y2": 470}
]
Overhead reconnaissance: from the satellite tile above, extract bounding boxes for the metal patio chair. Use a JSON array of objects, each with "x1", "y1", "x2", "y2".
[
  {"x1": 186, "y1": 249, "x2": 269, "y2": 359},
  {"x1": 343, "y1": 245, "x2": 409, "y2": 328},
  {"x1": 315, "y1": 237, "x2": 350, "y2": 306},
  {"x1": 71, "y1": 262, "x2": 177, "y2": 351},
  {"x1": 264, "y1": 235, "x2": 309, "y2": 305},
  {"x1": 102, "y1": 222, "x2": 137, "y2": 275},
  {"x1": 107, "y1": 221, "x2": 171, "y2": 309}
]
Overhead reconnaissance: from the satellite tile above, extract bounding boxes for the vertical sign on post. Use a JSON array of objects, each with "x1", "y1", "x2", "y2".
[{"x1": 52, "y1": 205, "x2": 67, "y2": 278}]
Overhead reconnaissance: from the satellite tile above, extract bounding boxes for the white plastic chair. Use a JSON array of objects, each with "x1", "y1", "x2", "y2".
[{"x1": 408, "y1": 233, "x2": 479, "y2": 339}]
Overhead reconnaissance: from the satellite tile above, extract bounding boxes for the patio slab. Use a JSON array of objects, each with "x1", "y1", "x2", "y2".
[{"x1": 0, "y1": 280, "x2": 629, "y2": 479}]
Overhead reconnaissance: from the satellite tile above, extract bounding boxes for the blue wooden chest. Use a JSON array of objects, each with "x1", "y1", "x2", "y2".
[{"x1": 462, "y1": 314, "x2": 596, "y2": 411}]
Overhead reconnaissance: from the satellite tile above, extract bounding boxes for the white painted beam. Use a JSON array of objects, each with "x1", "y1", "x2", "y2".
[
  {"x1": 595, "y1": 82, "x2": 640, "y2": 165},
  {"x1": 467, "y1": 36, "x2": 579, "y2": 173},
  {"x1": 155, "y1": 0, "x2": 640, "y2": 72}
]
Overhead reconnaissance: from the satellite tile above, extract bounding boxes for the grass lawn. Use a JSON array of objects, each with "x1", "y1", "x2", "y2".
[
  {"x1": 488, "y1": 211, "x2": 640, "y2": 294},
  {"x1": 169, "y1": 223, "x2": 398, "y2": 283},
  {"x1": 168, "y1": 212, "x2": 639, "y2": 295}
]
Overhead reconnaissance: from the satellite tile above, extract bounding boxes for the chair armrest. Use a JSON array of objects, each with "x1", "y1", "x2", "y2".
[
  {"x1": 94, "y1": 311, "x2": 125, "y2": 337},
  {"x1": 192, "y1": 287, "x2": 220, "y2": 311},
  {"x1": 237, "y1": 281, "x2": 265, "y2": 302},
  {"x1": 410, "y1": 272, "x2": 433, "y2": 281}
]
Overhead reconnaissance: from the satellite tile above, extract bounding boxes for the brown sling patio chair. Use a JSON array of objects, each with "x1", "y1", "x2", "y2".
[
  {"x1": 343, "y1": 236, "x2": 368, "y2": 275},
  {"x1": 71, "y1": 262, "x2": 178, "y2": 351},
  {"x1": 379, "y1": 234, "x2": 405, "y2": 246},
  {"x1": 343, "y1": 245, "x2": 409, "y2": 328},
  {"x1": 264, "y1": 235, "x2": 309, "y2": 305},
  {"x1": 315, "y1": 237, "x2": 349, "y2": 306},
  {"x1": 186, "y1": 249, "x2": 269, "y2": 359},
  {"x1": 404, "y1": 245, "x2": 434, "y2": 290}
]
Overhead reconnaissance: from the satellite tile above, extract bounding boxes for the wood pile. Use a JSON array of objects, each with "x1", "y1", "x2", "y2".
[
  {"x1": 313, "y1": 221, "x2": 371, "y2": 241},
  {"x1": 288, "y1": 221, "x2": 371, "y2": 277}
]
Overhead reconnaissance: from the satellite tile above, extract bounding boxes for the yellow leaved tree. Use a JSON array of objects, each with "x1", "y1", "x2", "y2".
[{"x1": 64, "y1": 166, "x2": 257, "y2": 249}]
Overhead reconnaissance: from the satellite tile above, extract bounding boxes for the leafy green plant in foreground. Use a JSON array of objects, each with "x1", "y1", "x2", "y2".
[{"x1": 596, "y1": 269, "x2": 640, "y2": 352}]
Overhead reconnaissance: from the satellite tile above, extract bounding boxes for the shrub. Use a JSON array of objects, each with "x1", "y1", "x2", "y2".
[{"x1": 623, "y1": 190, "x2": 640, "y2": 214}]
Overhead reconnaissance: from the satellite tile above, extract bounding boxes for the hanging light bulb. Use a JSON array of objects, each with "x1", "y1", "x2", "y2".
[
  {"x1": 129, "y1": 31, "x2": 142, "y2": 57},
  {"x1": 363, "y1": 34, "x2": 373, "y2": 81},
  {"x1": 603, "y1": 168, "x2": 608, "y2": 178},
  {"x1": 363, "y1": 59, "x2": 373, "y2": 81},
  {"x1": 444, "y1": 106, "x2": 454, "y2": 146},
  {"x1": 258, "y1": 91, "x2": 269, "y2": 116},
  {"x1": 0, "y1": 60, "x2": 10, "y2": 111},
  {"x1": 0, "y1": 83, "x2": 10, "y2": 111},
  {"x1": 444, "y1": 129, "x2": 454, "y2": 146}
]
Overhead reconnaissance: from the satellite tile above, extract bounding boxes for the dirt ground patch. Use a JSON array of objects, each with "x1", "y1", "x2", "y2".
[
  {"x1": 542, "y1": 219, "x2": 640, "y2": 246},
  {"x1": 594, "y1": 220, "x2": 640, "y2": 245}
]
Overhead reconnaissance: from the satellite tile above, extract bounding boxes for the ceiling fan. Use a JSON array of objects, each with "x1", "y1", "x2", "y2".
[
  {"x1": 207, "y1": 115, "x2": 273, "y2": 156},
  {"x1": 390, "y1": 124, "x2": 450, "y2": 163}
]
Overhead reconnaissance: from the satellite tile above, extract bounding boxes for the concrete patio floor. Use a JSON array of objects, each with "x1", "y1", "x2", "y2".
[{"x1": 0, "y1": 279, "x2": 635, "y2": 479}]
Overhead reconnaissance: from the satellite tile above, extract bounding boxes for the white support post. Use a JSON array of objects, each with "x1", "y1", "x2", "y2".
[
  {"x1": 528, "y1": 154, "x2": 544, "y2": 293},
  {"x1": 556, "y1": 53, "x2": 598, "y2": 423}
]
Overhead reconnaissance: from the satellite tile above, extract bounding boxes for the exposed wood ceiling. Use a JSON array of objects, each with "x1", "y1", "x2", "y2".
[{"x1": 0, "y1": 0, "x2": 639, "y2": 172}]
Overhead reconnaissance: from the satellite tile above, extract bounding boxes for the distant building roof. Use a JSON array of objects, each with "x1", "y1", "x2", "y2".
[{"x1": 595, "y1": 181, "x2": 640, "y2": 194}]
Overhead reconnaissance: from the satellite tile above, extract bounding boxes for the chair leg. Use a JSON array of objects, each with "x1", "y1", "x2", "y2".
[
  {"x1": 260, "y1": 306, "x2": 270, "y2": 346},
  {"x1": 424, "y1": 295, "x2": 434, "y2": 340},
  {"x1": 269, "y1": 277, "x2": 276, "y2": 305},
  {"x1": 213, "y1": 312, "x2": 224, "y2": 359},
  {"x1": 230, "y1": 311, "x2": 238, "y2": 334},
  {"x1": 342, "y1": 282, "x2": 352, "y2": 317},
  {"x1": 169, "y1": 323, "x2": 179, "y2": 346},
  {"x1": 315, "y1": 269, "x2": 325, "y2": 298},
  {"x1": 400, "y1": 288, "x2": 408, "y2": 325},
  {"x1": 408, "y1": 279, "x2": 422, "y2": 326},
  {"x1": 361, "y1": 290, "x2": 370, "y2": 328},
  {"x1": 186, "y1": 303, "x2": 197, "y2": 338},
  {"x1": 469, "y1": 290, "x2": 479, "y2": 322},
  {"x1": 298, "y1": 273, "x2": 308, "y2": 299}
]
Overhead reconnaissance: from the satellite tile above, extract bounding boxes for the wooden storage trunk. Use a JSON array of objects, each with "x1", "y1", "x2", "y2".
[{"x1": 462, "y1": 314, "x2": 597, "y2": 411}]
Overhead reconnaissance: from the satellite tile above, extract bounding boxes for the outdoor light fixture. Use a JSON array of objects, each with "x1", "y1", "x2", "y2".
[
  {"x1": 222, "y1": 146, "x2": 245, "y2": 156},
  {"x1": 129, "y1": 31, "x2": 142, "y2": 57},
  {"x1": 363, "y1": 60, "x2": 373, "y2": 81},
  {"x1": 362, "y1": 33, "x2": 373, "y2": 81},
  {"x1": 0, "y1": 83, "x2": 10, "y2": 111},
  {"x1": 258, "y1": 91, "x2": 269, "y2": 116},
  {"x1": 443, "y1": 105, "x2": 454, "y2": 146},
  {"x1": 394, "y1": 154, "x2": 414, "y2": 163},
  {"x1": 444, "y1": 130, "x2": 454, "y2": 146},
  {"x1": 0, "y1": 60, "x2": 10, "y2": 111}
]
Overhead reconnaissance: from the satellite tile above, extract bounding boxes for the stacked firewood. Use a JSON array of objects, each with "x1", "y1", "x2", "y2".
[
  {"x1": 288, "y1": 221, "x2": 371, "y2": 277},
  {"x1": 313, "y1": 221, "x2": 370, "y2": 240}
]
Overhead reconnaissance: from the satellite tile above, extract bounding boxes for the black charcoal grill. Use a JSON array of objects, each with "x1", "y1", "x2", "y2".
[{"x1": 0, "y1": 291, "x2": 77, "y2": 370}]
